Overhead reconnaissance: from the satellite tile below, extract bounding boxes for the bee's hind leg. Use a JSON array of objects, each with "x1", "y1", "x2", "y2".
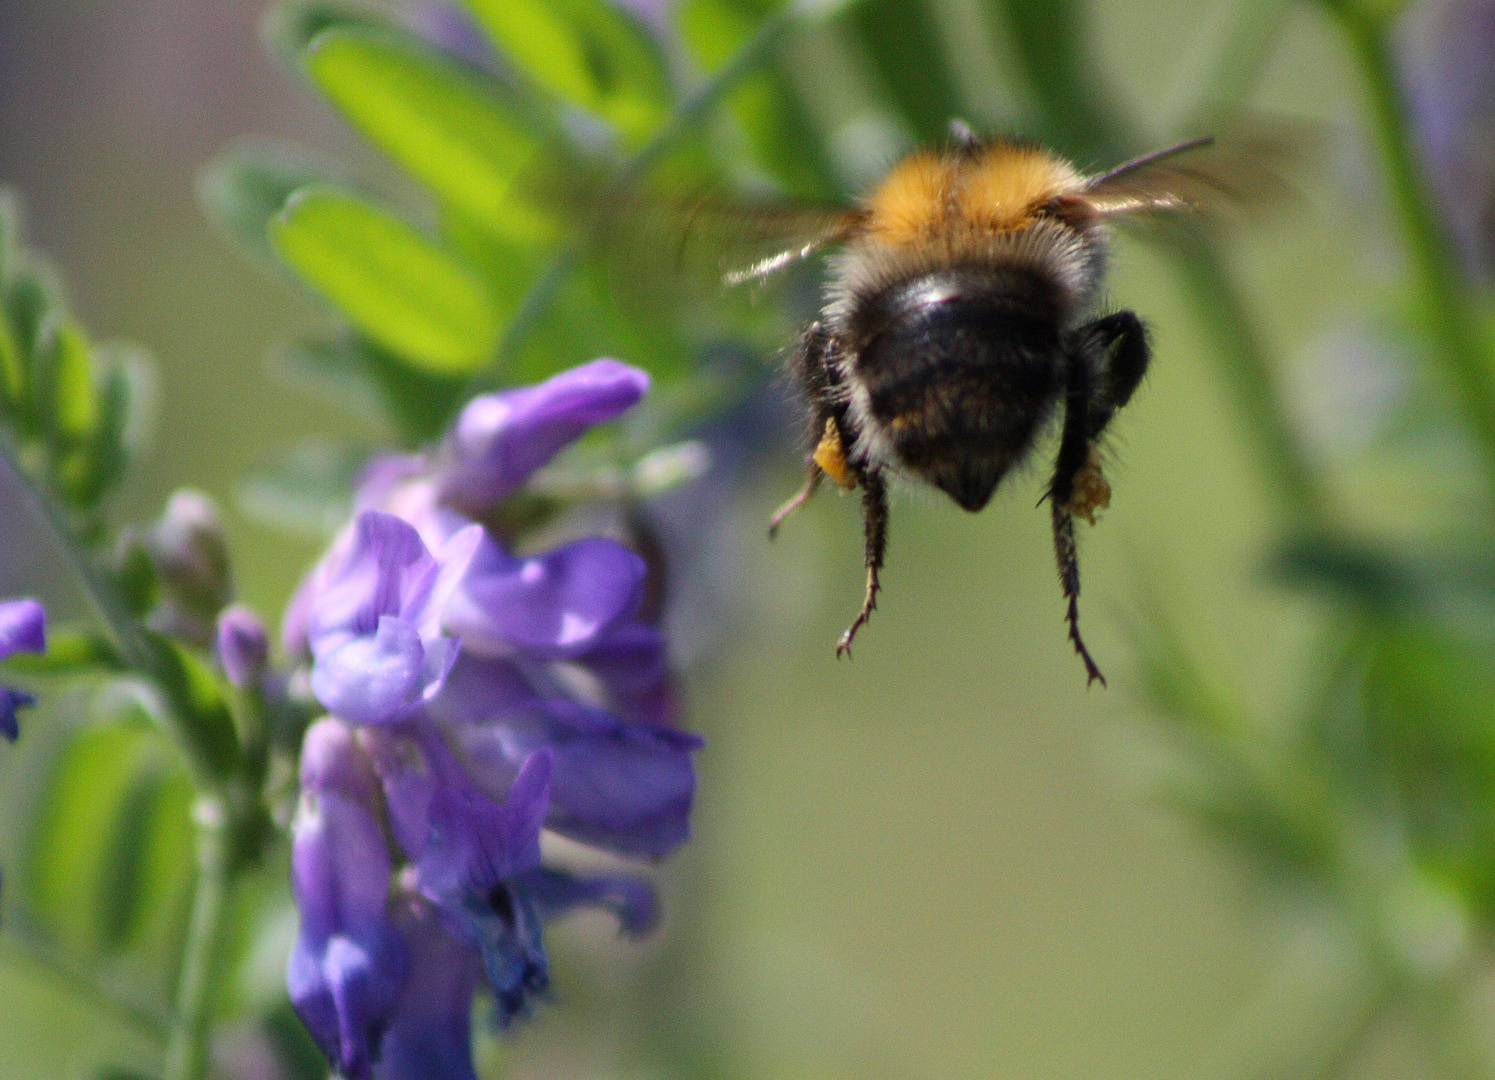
[
  {"x1": 768, "y1": 464, "x2": 825, "y2": 538},
  {"x1": 1049, "y1": 346, "x2": 1108, "y2": 687},
  {"x1": 837, "y1": 470, "x2": 888, "y2": 659}
]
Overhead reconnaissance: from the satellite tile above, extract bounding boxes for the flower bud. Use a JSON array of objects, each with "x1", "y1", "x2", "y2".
[
  {"x1": 216, "y1": 604, "x2": 268, "y2": 690},
  {"x1": 147, "y1": 491, "x2": 232, "y2": 614}
]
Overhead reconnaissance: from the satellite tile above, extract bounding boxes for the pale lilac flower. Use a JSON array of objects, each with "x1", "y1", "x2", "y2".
[{"x1": 306, "y1": 512, "x2": 481, "y2": 726}]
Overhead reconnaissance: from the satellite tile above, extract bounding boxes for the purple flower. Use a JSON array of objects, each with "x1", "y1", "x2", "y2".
[
  {"x1": 438, "y1": 359, "x2": 649, "y2": 514},
  {"x1": 306, "y1": 512, "x2": 481, "y2": 726},
  {"x1": 289, "y1": 719, "x2": 409, "y2": 1080},
  {"x1": 282, "y1": 360, "x2": 700, "y2": 1074},
  {"x1": 216, "y1": 604, "x2": 269, "y2": 690},
  {"x1": 435, "y1": 654, "x2": 699, "y2": 858},
  {"x1": 0, "y1": 598, "x2": 46, "y2": 741}
]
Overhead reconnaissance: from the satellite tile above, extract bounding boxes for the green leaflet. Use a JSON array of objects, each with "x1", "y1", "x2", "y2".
[
  {"x1": 271, "y1": 187, "x2": 503, "y2": 374},
  {"x1": 461, "y1": 0, "x2": 673, "y2": 144},
  {"x1": 305, "y1": 28, "x2": 556, "y2": 248},
  {"x1": 27, "y1": 717, "x2": 194, "y2": 960}
]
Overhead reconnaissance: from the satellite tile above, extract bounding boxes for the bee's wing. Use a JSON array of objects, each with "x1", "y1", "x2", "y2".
[
  {"x1": 1065, "y1": 123, "x2": 1313, "y2": 219},
  {"x1": 595, "y1": 184, "x2": 865, "y2": 289}
]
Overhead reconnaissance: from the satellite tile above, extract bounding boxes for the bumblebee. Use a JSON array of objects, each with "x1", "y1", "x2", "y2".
[
  {"x1": 673, "y1": 122, "x2": 1296, "y2": 685},
  {"x1": 578, "y1": 121, "x2": 1293, "y2": 681}
]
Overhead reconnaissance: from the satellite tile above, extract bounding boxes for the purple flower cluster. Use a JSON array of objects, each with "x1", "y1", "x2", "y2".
[
  {"x1": 0, "y1": 599, "x2": 46, "y2": 741},
  {"x1": 283, "y1": 361, "x2": 699, "y2": 1078}
]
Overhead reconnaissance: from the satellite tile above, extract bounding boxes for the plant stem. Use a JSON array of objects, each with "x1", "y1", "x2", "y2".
[
  {"x1": 1327, "y1": 1, "x2": 1495, "y2": 496},
  {"x1": 162, "y1": 796, "x2": 232, "y2": 1080},
  {"x1": 1163, "y1": 228, "x2": 1331, "y2": 526},
  {"x1": 468, "y1": 3, "x2": 804, "y2": 395},
  {"x1": 0, "y1": 435, "x2": 147, "y2": 669}
]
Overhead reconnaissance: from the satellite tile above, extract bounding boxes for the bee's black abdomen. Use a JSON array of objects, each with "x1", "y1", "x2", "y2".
[{"x1": 850, "y1": 268, "x2": 1065, "y2": 511}]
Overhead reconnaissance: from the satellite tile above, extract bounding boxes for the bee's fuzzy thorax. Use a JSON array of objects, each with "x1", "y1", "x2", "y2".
[{"x1": 862, "y1": 143, "x2": 1087, "y2": 246}]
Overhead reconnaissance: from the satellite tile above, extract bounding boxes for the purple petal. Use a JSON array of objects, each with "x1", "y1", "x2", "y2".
[
  {"x1": 0, "y1": 687, "x2": 35, "y2": 742},
  {"x1": 518, "y1": 866, "x2": 659, "y2": 937},
  {"x1": 0, "y1": 599, "x2": 46, "y2": 659},
  {"x1": 456, "y1": 693, "x2": 699, "y2": 858},
  {"x1": 578, "y1": 622, "x2": 676, "y2": 725},
  {"x1": 312, "y1": 616, "x2": 432, "y2": 727},
  {"x1": 308, "y1": 512, "x2": 437, "y2": 647},
  {"x1": 376, "y1": 895, "x2": 483, "y2": 1080},
  {"x1": 445, "y1": 536, "x2": 646, "y2": 659},
  {"x1": 292, "y1": 723, "x2": 393, "y2": 942},
  {"x1": 289, "y1": 932, "x2": 406, "y2": 1080},
  {"x1": 290, "y1": 720, "x2": 408, "y2": 1078},
  {"x1": 439, "y1": 359, "x2": 649, "y2": 511},
  {"x1": 216, "y1": 605, "x2": 269, "y2": 690},
  {"x1": 416, "y1": 747, "x2": 553, "y2": 901}
]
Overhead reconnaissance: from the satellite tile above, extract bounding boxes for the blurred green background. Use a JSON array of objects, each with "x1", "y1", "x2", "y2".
[{"x1": 0, "y1": 0, "x2": 1477, "y2": 1078}]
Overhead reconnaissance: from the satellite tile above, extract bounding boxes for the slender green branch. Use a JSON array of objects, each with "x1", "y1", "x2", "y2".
[
  {"x1": 1162, "y1": 229, "x2": 1331, "y2": 526},
  {"x1": 468, "y1": 4, "x2": 803, "y2": 394},
  {"x1": 1326, "y1": 2, "x2": 1495, "y2": 495},
  {"x1": 162, "y1": 797, "x2": 233, "y2": 1080},
  {"x1": 0, "y1": 435, "x2": 147, "y2": 670}
]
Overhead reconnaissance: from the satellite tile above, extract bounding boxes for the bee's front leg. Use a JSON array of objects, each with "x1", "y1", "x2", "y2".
[{"x1": 837, "y1": 469, "x2": 888, "y2": 659}]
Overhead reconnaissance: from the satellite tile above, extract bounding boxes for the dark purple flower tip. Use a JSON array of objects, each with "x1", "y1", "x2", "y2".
[
  {"x1": 216, "y1": 604, "x2": 269, "y2": 690},
  {"x1": 445, "y1": 535, "x2": 647, "y2": 660},
  {"x1": 377, "y1": 894, "x2": 483, "y2": 1080},
  {"x1": 0, "y1": 599, "x2": 46, "y2": 659},
  {"x1": 438, "y1": 359, "x2": 650, "y2": 512},
  {"x1": 519, "y1": 866, "x2": 659, "y2": 937},
  {"x1": 289, "y1": 932, "x2": 407, "y2": 1080},
  {"x1": 0, "y1": 687, "x2": 36, "y2": 742},
  {"x1": 308, "y1": 512, "x2": 481, "y2": 725}
]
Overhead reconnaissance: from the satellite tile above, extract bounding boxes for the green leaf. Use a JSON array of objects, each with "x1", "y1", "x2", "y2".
[
  {"x1": 271, "y1": 187, "x2": 503, "y2": 373},
  {"x1": 238, "y1": 438, "x2": 364, "y2": 538},
  {"x1": 27, "y1": 716, "x2": 194, "y2": 960},
  {"x1": 304, "y1": 28, "x2": 555, "y2": 248},
  {"x1": 462, "y1": 0, "x2": 673, "y2": 144},
  {"x1": 271, "y1": 331, "x2": 467, "y2": 444},
  {"x1": 141, "y1": 633, "x2": 244, "y2": 783},
  {"x1": 677, "y1": 0, "x2": 835, "y2": 199},
  {"x1": 260, "y1": 0, "x2": 388, "y2": 71},
  {"x1": 1, "y1": 628, "x2": 121, "y2": 675},
  {"x1": 197, "y1": 143, "x2": 344, "y2": 266}
]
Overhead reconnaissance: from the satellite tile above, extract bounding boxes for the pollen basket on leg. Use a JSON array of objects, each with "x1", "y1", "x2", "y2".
[{"x1": 813, "y1": 418, "x2": 857, "y2": 490}]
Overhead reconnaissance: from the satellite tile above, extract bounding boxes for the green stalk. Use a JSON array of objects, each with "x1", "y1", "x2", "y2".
[
  {"x1": 162, "y1": 797, "x2": 232, "y2": 1080},
  {"x1": 1163, "y1": 229, "x2": 1331, "y2": 526},
  {"x1": 468, "y1": 2, "x2": 805, "y2": 395},
  {"x1": 1326, "y1": 1, "x2": 1495, "y2": 495}
]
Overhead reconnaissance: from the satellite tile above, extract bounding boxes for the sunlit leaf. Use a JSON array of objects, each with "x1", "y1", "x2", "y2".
[
  {"x1": 305, "y1": 27, "x2": 555, "y2": 247},
  {"x1": 677, "y1": 0, "x2": 835, "y2": 199},
  {"x1": 27, "y1": 716, "x2": 193, "y2": 961},
  {"x1": 271, "y1": 187, "x2": 502, "y2": 374},
  {"x1": 197, "y1": 143, "x2": 344, "y2": 267},
  {"x1": 462, "y1": 0, "x2": 673, "y2": 144},
  {"x1": 260, "y1": 0, "x2": 387, "y2": 71}
]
